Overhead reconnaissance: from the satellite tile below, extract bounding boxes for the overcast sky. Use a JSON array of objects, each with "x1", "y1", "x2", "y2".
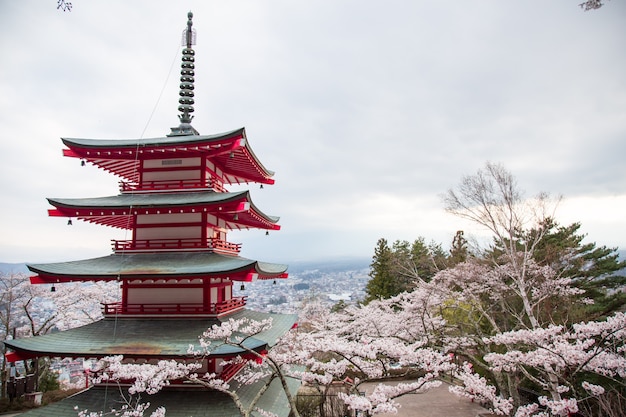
[{"x1": 0, "y1": 1, "x2": 624, "y2": 265}]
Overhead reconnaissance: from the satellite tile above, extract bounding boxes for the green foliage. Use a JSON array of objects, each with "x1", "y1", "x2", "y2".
[
  {"x1": 488, "y1": 219, "x2": 626, "y2": 322},
  {"x1": 365, "y1": 233, "x2": 472, "y2": 303},
  {"x1": 533, "y1": 221, "x2": 626, "y2": 320},
  {"x1": 38, "y1": 367, "x2": 60, "y2": 392},
  {"x1": 330, "y1": 300, "x2": 347, "y2": 313},
  {"x1": 364, "y1": 238, "x2": 397, "y2": 303},
  {"x1": 449, "y1": 230, "x2": 469, "y2": 265},
  {"x1": 439, "y1": 298, "x2": 485, "y2": 336}
]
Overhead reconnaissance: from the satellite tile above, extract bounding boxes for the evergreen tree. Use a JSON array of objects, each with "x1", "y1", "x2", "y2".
[
  {"x1": 531, "y1": 220, "x2": 626, "y2": 320},
  {"x1": 448, "y1": 230, "x2": 469, "y2": 266},
  {"x1": 407, "y1": 238, "x2": 434, "y2": 280},
  {"x1": 365, "y1": 237, "x2": 450, "y2": 303},
  {"x1": 365, "y1": 238, "x2": 397, "y2": 303},
  {"x1": 427, "y1": 240, "x2": 450, "y2": 273}
]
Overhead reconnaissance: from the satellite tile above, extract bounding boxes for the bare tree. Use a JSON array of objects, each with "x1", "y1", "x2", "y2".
[
  {"x1": 579, "y1": 0, "x2": 607, "y2": 11},
  {"x1": 443, "y1": 162, "x2": 561, "y2": 267},
  {"x1": 57, "y1": 0, "x2": 72, "y2": 12}
]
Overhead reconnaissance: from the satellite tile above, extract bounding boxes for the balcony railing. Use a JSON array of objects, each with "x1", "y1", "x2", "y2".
[
  {"x1": 119, "y1": 179, "x2": 226, "y2": 193},
  {"x1": 102, "y1": 297, "x2": 248, "y2": 317},
  {"x1": 220, "y1": 361, "x2": 247, "y2": 382},
  {"x1": 111, "y1": 238, "x2": 241, "y2": 254}
]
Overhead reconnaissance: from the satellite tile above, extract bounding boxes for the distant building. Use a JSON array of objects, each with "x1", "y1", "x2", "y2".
[
  {"x1": 328, "y1": 293, "x2": 352, "y2": 302},
  {"x1": 5, "y1": 12, "x2": 298, "y2": 416}
]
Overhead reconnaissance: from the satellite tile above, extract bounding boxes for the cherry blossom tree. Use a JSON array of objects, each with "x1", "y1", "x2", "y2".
[
  {"x1": 19, "y1": 280, "x2": 120, "y2": 337},
  {"x1": 1, "y1": 272, "x2": 120, "y2": 397},
  {"x1": 77, "y1": 300, "x2": 457, "y2": 417},
  {"x1": 1, "y1": 272, "x2": 31, "y2": 398},
  {"x1": 437, "y1": 163, "x2": 626, "y2": 415},
  {"x1": 290, "y1": 294, "x2": 455, "y2": 415},
  {"x1": 431, "y1": 259, "x2": 563, "y2": 406},
  {"x1": 579, "y1": 0, "x2": 607, "y2": 10},
  {"x1": 445, "y1": 312, "x2": 626, "y2": 417},
  {"x1": 77, "y1": 317, "x2": 302, "y2": 417},
  {"x1": 189, "y1": 316, "x2": 303, "y2": 417},
  {"x1": 484, "y1": 312, "x2": 626, "y2": 417}
]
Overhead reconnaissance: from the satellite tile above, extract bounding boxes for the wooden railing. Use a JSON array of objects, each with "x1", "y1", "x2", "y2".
[
  {"x1": 119, "y1": 179, "x2": 226, "y2": 193},
  {"x1": 220, "y1": 361, "x2": 247, "y2": 382},
  {"x1": 111, "y1": 238, "x2": 241, "y2": 254},
  {"x1": 102, "y1": 297, "x2": 247, "y2": 316}
]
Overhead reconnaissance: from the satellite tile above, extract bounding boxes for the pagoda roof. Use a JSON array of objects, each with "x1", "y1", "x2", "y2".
[
  {"x1": 27, "y1": 252, "x2": 288, "y2": 283},
  {"x1": 62, "y1": 127, "x2": 276, "y2": 185},
  {"x1": 4, "y1": 309, "x2": 297, "y2": 361},
  {"x1": 47, "y1": 190, "x2": 280, "y2": 230}
]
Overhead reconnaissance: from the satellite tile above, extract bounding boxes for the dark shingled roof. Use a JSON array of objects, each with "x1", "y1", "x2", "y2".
[
  {"x1": 46, "y1": 190, "x2": 280, "y2": 230},
  {"x1": 17, "y1": 370, "x2": 301, "y2": 417},
  {"x1": 62, "y1": 128, "x2": 246, "y2": 149},
  {"x1": 48, "y1": 190, "x2": 251, "y2": 209},
  {"x1": 4, "y1": 309, "x2": 297, "y2": 359},
  {"x1": 27, "y1": 252, "x2": 288, "y2": 281}
]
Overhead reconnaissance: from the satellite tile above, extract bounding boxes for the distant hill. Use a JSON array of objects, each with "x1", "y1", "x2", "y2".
[
  {"x1": 287, "y1": 257, "x2": 370, "y2": 274},
  {"x1": 0, "y1": 262, "x2": 28, "y2": 274}
]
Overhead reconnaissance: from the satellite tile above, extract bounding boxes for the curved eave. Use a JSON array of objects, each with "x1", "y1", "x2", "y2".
[
  {"x1": 62, "y1": 128, "x2": 276, "y2": 185},
  {"x1": 213, "y1": 132, "x2": 276, "y2": 185},
  {"x1": 27, "y1": 252, "x2": 289, "y2": 284},
  {"x1": 47, "y1": 191, "x2": 280, "y2": 231}
]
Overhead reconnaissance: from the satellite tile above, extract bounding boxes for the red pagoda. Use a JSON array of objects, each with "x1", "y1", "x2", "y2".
[{"x1": 5, "y1": 12, "x2": 299, "y2": 416}]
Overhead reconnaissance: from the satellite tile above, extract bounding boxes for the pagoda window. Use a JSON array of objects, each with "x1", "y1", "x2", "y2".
[
  {"x1": 205, "y1": 161, "x2": 225, "y2": 181},
  {"x1": 135, "y1": 213, "x2": 203, "y2": 244},
  {"x1": 193, "y1": 359, "x2": 209, "y2": 374},
  {"x1": 135, "y1": 226, "x2": 200, "y2": 239},
  {"x1": 137, "y1": 157, "x2": 206, "y2": 190},
  {"x1": 137, "y1": 213, "x2": 202, "y2": 225},
  {"x1": 142, "y1": 157, "x2": 201, "y2": 170},
  {"x1": 214, "y1": 358, "x2": 225, "y2": 374},
  {"x1": 206, "y1": 214, "x2": 218, "y2": 227},
  {"x1": 142, "y1": 169, "x2": 201, "y2": 182}
]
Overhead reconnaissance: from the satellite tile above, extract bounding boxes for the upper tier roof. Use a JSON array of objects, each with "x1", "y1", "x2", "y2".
[
  {"x1": 61, "y1": 127, "x2": 276, "y2": 185},
  {"x1": 27, "y1": 252, "x2": 288, "y2": 283},
  {"x1": 47, "y1": 190, "x2": 280, "y2": 230}
]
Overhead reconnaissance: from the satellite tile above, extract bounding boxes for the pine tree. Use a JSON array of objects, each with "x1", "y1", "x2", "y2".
[
  {"x1": 531, "y1": 220, "x2": 626, "y2": 320},
  {"x1": 365, "y1": 238, "x2": 397, "y2": 303},
  {"x1": 449, "y1": 230, "x2": 469, "y2": 266},
  {"x1": 365, "y1": 237, "x2": 450, "y2": 303}
]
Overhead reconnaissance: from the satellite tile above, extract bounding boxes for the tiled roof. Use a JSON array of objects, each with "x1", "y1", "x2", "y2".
[
  {"x1": 18, "y1": 386, "x2": 240, "y2": 417},
  {"x1": 4, "y1": 310, "x2": 297, "y2": 359},
  {"x1": 48, "y1": 190, "x2": 250, "y2": 209},
  {"x1": 17, "y1": 361, "x2": 301, "y2": 417},
  {"x1": 62, "y1": 128, "x2": 245, "y2": 149},
  {"x1": 27, "y1": 252, "x2": 288, "y2": 280}
]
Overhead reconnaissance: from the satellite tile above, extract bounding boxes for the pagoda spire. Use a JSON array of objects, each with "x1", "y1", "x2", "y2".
[{"x1": 170, "y1": 11, "x2": 199, "y2": 136}]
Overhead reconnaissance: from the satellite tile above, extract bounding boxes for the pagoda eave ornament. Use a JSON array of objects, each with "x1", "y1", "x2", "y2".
[{"x1": 169, "y1": 121, "x2": 199, "y2": 137}]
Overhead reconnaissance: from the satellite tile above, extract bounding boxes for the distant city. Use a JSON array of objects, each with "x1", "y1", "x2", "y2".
[{"x1": 238, "y1": 257, "x2": 372, "y2": 313}]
